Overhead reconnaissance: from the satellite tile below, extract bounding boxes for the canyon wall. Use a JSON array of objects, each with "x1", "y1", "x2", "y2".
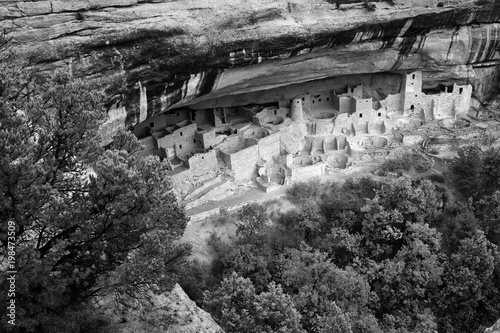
[{"x1": 2, "y1": 0, "x2": 500, "y2": 136}]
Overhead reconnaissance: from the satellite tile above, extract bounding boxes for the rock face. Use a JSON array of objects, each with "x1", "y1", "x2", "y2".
[
  {"x1": 486, "y1": 319, "x2": 500, "y2": 333},
  {"x1": 2, "y1": 0, "x2": 500, "y2": 135},
  {"x1": 108, "y1": 284, "x2": 224, "y2": 333}
]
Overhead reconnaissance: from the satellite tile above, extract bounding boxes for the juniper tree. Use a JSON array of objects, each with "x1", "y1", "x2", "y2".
[{"x1": 0, "y1": 36, "x2": 190, "y2": 332}]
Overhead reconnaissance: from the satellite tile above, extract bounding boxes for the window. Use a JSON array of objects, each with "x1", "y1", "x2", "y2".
[
  {"x1": 412, "y1": 74, "x2": 415, "y2": 79},
  {"x1": 437, "y1": 2, "x2": 443, "y2": 7},
  {"x1": 378, "y1": 112, "x2": 381, "y2": 117},
  {"x1": 202, "y1": 156, "x2": 204, "y2": 159},
  {"x1": 410, "y1": 105, "x2": 415, "y2": 110},
  {"x1": 297, "y1": 100, "x2": 300, "y2": 104},
  {"x1": 327, "y1": 97, "x2": 330, "y2": 101},
  {"x1": 193, "y1": 139, "x2": 196, "y2": 143},
  {"x1": 302, "y1": 97, "x2": 305, "y2": 101},
  {"x1": 415, "y1": 94, "x2": 418, "y2": 97},
  {"x1": 359, "y1": 114, "x2": 363, "y2": 118},
  {"x1": 150, "y1": 122, "x2": 154, "y2": 127},
  {"x1": 312, "y1": 100, "x2": 315, "y2": 104},
  {"x1": 319, "y1": 98, "x2": 321, "y2": 102},
  {"x1": 179, "y1": 144, "x2": 182, "y2": 149},
  {"x1": 274, "y1": 110, "x2": 277, "y2": 115},
  {"x1": 459, "y1": 88, "x2": 463, "y2": 94}
]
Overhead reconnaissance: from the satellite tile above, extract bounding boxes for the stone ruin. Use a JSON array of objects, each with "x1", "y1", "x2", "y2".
[{"x1": 125, "y1": 70, "x2": 499, "y2": 206}]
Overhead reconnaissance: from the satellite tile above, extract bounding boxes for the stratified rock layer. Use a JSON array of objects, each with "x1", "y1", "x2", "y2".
[{"x1": 2, "y1": 0, "x2": 500, "y2": 134}]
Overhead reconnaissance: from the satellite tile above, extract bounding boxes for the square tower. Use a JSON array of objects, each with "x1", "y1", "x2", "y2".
[{"x1": 402, "y1": 71, "x2": 423, "y2": 112}]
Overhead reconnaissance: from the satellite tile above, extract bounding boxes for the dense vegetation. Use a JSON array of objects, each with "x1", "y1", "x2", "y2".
[
  {"x1": 182, "y1": 146, "x2": 500, "y2": 333},
  {"x1": 1, "y1": 28, "x2": 500, "y2": 333},
  {"x1": 0, "y1": 36, "x2": 190, "y2": 332}
]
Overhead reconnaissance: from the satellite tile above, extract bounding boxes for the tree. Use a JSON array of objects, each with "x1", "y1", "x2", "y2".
[
  {"x1": 202, "y1": 272, "x2": 304, "y2": 333},
  {"x1": 0, "y1": 66, "x2": 190, "y2": 331},
  {"x1": 275, "y1": 246, "x2": 378, "y2": 332},
  {"x1": 474, "y1": 191, "x2": 500, "y2": 246},
  {"x1": 235, "y1": 203, "x2": 269, "y2": 240},
  {"x1": 217, "y1": 243, "x2": 272, "y2": 292},
  {"x1": 435, "y1": 230, "x2": 500, "y2": 333},
  {"x1": 449, "y1": 145, "x2": 500, "y2": 199}
]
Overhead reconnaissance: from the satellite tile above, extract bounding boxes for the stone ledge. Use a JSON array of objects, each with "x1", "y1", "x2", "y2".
[{"x1": 0, "y1": 0, "x2": 140, "y2": 19}]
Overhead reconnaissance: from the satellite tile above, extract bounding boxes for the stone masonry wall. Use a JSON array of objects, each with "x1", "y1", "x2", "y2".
[
  {"x1": 187, "y1": 150, "x2": 218, "y2": 176},
  {"x1": 229, "y1": 144, "x2": 259, "y2": 181},
  {"x1": 289, "y1": 163, "x2": 325, "y2": 181},
  {"x1": 257, "y1": 132, "x2": 281, "y2": 162}
]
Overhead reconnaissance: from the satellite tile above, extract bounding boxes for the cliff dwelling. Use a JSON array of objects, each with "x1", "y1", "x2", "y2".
[{"x1": 126, "y1": 70, "x2": 495, "y2": 207}]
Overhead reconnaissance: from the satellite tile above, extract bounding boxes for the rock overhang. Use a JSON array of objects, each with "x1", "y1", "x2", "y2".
[{"x1": 2, "y1": 0, "x2": 500, "y2": 131}]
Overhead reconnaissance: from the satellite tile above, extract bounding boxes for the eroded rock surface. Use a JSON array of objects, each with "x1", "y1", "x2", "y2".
[
  {"x1": 3, "y1": 0, "x2": 500, "y2": 137},
  {"x1": 486, "y1": 319, "x2": 500, "y2": 333},
  {"x1": 108, "y1": 284, "x2": 224, "y2": 333}
]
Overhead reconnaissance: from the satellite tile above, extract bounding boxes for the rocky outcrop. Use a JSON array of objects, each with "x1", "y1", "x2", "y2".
[
  {"x1": 2, "y1": 0, "x2": 500, "y2": 136},
  {"x1": 107, "y1": 284, "x2": 224, "y2": 333},
  {"x1": 486, "y1": 319, "x2": 500, "y2": 333}
]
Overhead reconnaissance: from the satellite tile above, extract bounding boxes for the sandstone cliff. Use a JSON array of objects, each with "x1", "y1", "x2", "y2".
[{"x1": 2, "y1": 0, "x2": 500, "y2": 137}]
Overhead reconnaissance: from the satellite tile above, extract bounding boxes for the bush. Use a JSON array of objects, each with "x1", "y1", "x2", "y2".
[
  {"x1": 380, "y1": 152, "x2": 431, "y2": 174},
  {"x1": 428, "y1": 173, "x2": 445, "y2": 183},
  {"x1": 235, "y1": 204, "x2": 269, "y2": 240},
  {"x1": 364, "y1": 2, "x2": 377, "y2": 11},
  {"x1": 75, "y1": 10, "x2": 86, "y2": 21},
  {"x1": 214, "y1": 207, "x2": 231, "y2": 226},
  {"x1": 286, "y1": 178, "x2": 326, "y2": 205}
]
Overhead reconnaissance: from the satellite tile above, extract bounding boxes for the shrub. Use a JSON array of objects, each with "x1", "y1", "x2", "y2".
[
  {"x1": 214, "y1": 207, "x2": 230, "y2": 226},
  {"x1": 428, "y1": 173, "x2": 445, "y2": 183},
  {"x1": 75, "y1": 10, "x2": 86, "y2": 21},
  {"x1": 286, "y1": 178, "x2": 325, "y2": 205},
  {"x1": 380, "y1": 152, "x2": 431, "y2": 174},
  {"x1": 364, "y1": 2, "x2": 377, "y2": 11}
]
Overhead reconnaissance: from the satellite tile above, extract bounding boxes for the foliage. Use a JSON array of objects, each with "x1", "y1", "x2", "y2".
[
  {"x1": 378, "y1": 152, "x2": 432, "y2": 175},
  {"x1": 286, "y1": 178, "x2": 329, "y2": 206},
  {"x1": 449, "y1": 144, "x2": 500, "y2": 199},
  {"x1": 435, "y1": 230, "x2": 500, "y2": 332},
  {"x1": 234, "y1": 203, "x2": 269, "y2": 240},
  {"x1": 202, "y1": 273, "x2": 304, "y2": 333},
  {"x1": 275, "y1": 246, "x2": 377, "y2": 332},
  {"x1": 192, "y1": 173, "x2": 500, "y2": 333},
  {"x1": 363, "y1": 2, "x2": 377, "y2": 11},
  {"x1": 0, "y1": 44, "x2": 190, "y2": 331}
]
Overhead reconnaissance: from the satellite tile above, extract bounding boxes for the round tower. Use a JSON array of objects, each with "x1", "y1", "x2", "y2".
[{"x1": 291, "y1": 98, "x2": 304, "y2": 121}]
